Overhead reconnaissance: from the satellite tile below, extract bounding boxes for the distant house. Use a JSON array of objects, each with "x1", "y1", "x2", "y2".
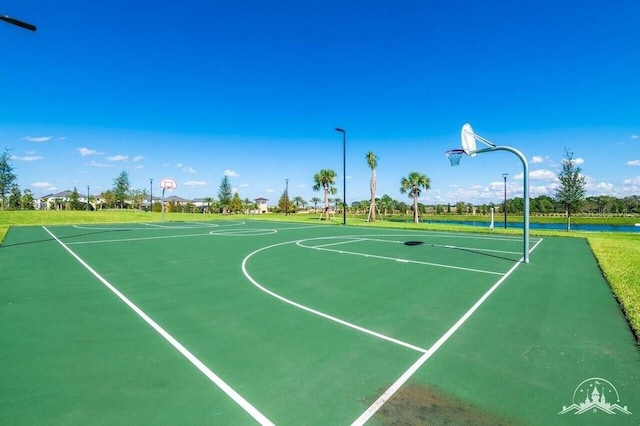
[
  {"x1": 254, "y1": 197, "x2": 269, "y2": 214},
  {"x1": 36, "y1": 190, "x2": 92, "y2": 210}
]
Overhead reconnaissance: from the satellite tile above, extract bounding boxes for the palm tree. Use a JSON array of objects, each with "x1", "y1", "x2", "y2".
[
  {"x1": 365, "y1": 151, "x2": 379, "y2": 222},
  {"x1": 310, "y1": 196, "x2": 321, "y2": 213},
  {"x1": 400, "y1": 171, "x2": 431, "y2": 223},
  {"x1": 313, "y1": 169, "x2": 338, "y2": 221},
  {"x1": 292, "y1": 196, "x2": 306, "y2": 210}
]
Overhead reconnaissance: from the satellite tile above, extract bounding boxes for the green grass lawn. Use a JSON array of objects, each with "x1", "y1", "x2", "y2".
[{"x1": 2, "y1": 210, "x2": 639, "y2": 343}]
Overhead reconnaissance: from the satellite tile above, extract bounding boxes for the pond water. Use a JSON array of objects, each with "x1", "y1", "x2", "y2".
[{"x1": 421, "y1": 219, "x2": 640, "y2": 233}]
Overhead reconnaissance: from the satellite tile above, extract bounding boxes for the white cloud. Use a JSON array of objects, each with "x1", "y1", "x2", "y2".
[
  {"x1": 240, "y1": 183, "x2": 250, "y2": 188},
  {"x1": 184, "y1": 181, "x2": 206, "y2": 187},
  {"x1": 593, "y1": 182, "x2": 615, "y2": 192},
  {"x1": 11, "y1": 155, "x2": 43, "y2": 162},
  {"x1": 107, "y1": 155, "x2": 128, "y2": 162},
  {"x1": 623, "y1": 176, "x2": 640, "y2": 185},
  {"x1": 531, "y1": 155, "x2": 545, "y2": 164},
  {"x1": 180, "y1": 166, "x2": 197, "y2": 173},
  {"x1": 23, "y1": 136, "x2": 52, "y2": 142},
  {"x1": 134, "y1": 165, "x2": 144, "y2": 170},
  {"x1": 78, "y1": 147, "x2": 103, "y2": 156},
  {"x1": 631, "y1": 135, "x2": 639, "y2": 140},
  {"x1": 627, "y1": 160, "x2": 640, "y2": 166},
  {"x1": 32, "y1": 182, "x2": 53, "y2": 188},
  {"x1": 529, "y1": 169, "x2": 556, "y2": 180},
  {"x1": 87, "y1": 160, "x2": 116, "y2": 168},
  {"x1": 132, "y1": 156, "x2": 144, "y2": 162},
  {"x1": 224, "y1": 169, "x2": 239, "y2": 177}
]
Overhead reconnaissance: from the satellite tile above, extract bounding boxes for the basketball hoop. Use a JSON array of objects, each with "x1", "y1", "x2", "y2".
[
  {"x1": 445, "y1": 149, "x2": 466, "y2": 167},
  {"x1": 159, "y1": 178, "x2": 177, "y2": 191}
]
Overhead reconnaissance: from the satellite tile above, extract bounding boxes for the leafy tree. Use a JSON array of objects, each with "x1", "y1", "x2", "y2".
[
  {"x1": 8, "y1": 184, "x2": 21, "y2": 210},
  {"x1": 400, "y1": 171, "x2": 431, "y2": 223},
  {"x1": 379, "y1": 194, "x2": 395, "y2": 215},
  {"x1": 365, "y1": 151, "x2": 379, "y2": 222},
  {"x1": 218, "y1": 175, "x2": 232, "y2": 214},
  {"x1": 229, "y1": 192, "x2": 243, "y2": 213},
  {"x1": 21, "y1": 189, "x2": 34, "y2": 210},
  {"x1": 70, "y1": 187, "x2": 82, "y2": 210},
  {"x1": 277, "y1": 190, "x2": 291, "y2": 213},
  {"x1": 102, "y1": 190, "x2": 116, "y2": 209},
  {"x1": 129, "y1": 188, "x2": 148, "y2": 210},
  {"x1": 554, "y1": 149, "x2": 586, "y2": 231},
  {"x1": 0, "y1": 149, "x2": 18, "y2": 210},
  {"x1": 312, "y1": 169, "x2": 337, "y2": 221},
  {"x1": 113, "y1": 171, "x2": 131, "y2": 208}
]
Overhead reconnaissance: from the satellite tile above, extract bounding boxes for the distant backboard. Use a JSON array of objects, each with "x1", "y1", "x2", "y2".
[{"x1": 160, "y1": 178, "x2": 177, "y2": 190}]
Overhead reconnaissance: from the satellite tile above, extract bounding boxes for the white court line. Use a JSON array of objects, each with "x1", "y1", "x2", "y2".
[
  {"x1": 242, "y1": 240, "x2": 429, "y2": 354},
  {"x1": 66, "y1": 223, "x2": 326, "y2": 245},
  {"x1": 299, "y1": 244, "x2": 504, "y2": 276},
  {"x1": 345, "y1": 237, "x2": 523, "y2": 256},
  {"x1": 351, "y1": 237, "x2": 545, "y2": 425},
  {"x1": 313, "y1": 238, "x2": 368, "y2": 249},
  {"x1": 42, "y1": 226, "x2": 274, "y2": 426},
  {"x1": 66, "y1": 232, "x2": 213, "y2": 245}
]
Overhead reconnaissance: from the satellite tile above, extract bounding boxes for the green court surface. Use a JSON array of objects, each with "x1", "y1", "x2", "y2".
[{"x1": 1, "y1": 220, "x2": 638, "y2": 425}]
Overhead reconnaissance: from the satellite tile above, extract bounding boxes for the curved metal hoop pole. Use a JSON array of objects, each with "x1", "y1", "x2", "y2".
[{"x1": 474, "y1": 145, "x2": 530, "y2": 263}]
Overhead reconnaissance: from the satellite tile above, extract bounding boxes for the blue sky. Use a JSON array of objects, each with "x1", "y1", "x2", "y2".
[{"x1": 2, "y1": 0, "x2": 639, "y2": 206}]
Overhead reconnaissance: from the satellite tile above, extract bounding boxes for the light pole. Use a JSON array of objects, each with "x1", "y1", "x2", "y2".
[
  {"x1": 285, "y1": 178, "x2": 289, "y2": 216},
  {"x1": 335, "y1": 128, "x2": 346, "y2": 225},
  {"x1": 149, "y1": 178, "x2": 153, "y2": 212},
  {"x1": 502, "y1": 173, "x2": 508, "y2": 228},
  {"x1": 0, "y1": 14, "x2": 36, "y2": 31},
  {"x1": 87, "y1": 185, "x2": 90, "y2": 211}
]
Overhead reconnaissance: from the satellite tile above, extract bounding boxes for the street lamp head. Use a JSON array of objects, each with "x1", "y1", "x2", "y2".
[
  {"x1": 335, "y1": 127, "x2": 345, "y2": 134},
  {"x1": 502, "y1": 173, "x2": 509, "y2": 179},
  {"x1": 1, "y1": 14, "x2": 37, "y2": 31}
]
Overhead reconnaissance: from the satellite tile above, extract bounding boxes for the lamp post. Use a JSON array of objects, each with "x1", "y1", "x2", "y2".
[
  {"x1": 285, "y1": 178, "x2": 289, "y2": 216},
  {"x1": 87, "y1": 185, "x2": 90, "y2": 211},
  {"x1": 0, "y1": 14, "x2": 36, "y2": 31},
  {"x1": 150, "y1": 178, "x2": 153, "y2": 212},
  {"x1": 335, "y1": 128, "x2": 346, "y2": 225},
  {"x1": 502, "y1": 173, "x2": 508, "y2": 228}
]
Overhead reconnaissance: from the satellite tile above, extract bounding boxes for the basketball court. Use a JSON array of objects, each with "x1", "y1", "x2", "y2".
[{"x1": 1, "y1": 219, "x2": 638, "y2": 425}]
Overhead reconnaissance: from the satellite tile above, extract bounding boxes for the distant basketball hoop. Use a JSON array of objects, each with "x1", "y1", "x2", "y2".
[
  {"x1": 159, "y1": 178, "x2": 177, "y2": 223},
  {"x1": 160, "y1": 178, "x2": 177, "y2": 190}
]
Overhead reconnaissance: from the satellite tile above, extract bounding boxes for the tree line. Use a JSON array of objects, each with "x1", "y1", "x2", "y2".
[{"x1": 2, "y1": 148, "x2": 638, "y2": 227}]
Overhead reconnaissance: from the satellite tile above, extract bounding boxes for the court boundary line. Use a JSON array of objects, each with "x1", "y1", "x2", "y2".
[
  {"x1": 351, "y1": 237, "x2": 545, "y2": 425},
  {"x1": 41, "y1": 226, "x2": 275, "y2": 426}
]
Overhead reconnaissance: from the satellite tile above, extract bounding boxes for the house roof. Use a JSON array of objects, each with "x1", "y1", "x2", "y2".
[{"x1": 164, "y1": 195, "x2": 190, "y2": 202}]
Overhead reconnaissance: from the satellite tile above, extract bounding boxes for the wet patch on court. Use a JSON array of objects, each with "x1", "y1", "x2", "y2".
[{"x1": 376, "y1": 384, "x2": 516, "y2": 425}]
